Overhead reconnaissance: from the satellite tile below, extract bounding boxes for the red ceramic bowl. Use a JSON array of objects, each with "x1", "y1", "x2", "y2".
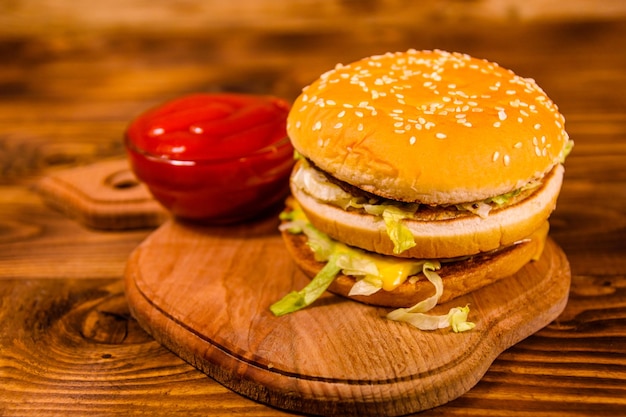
[{"x1": 125, "y1": 94, "x2": 294, "y2": 224}]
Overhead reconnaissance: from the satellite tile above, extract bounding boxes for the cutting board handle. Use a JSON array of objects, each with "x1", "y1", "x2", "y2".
[{"x1": 37, "y1": 158, "x2": 168, "y2": 229}]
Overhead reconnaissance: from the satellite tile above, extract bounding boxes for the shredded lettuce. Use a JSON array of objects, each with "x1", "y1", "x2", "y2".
[
  {"x1": 270, "y1": 252, "x2": 343, "y2": 316},
  {"x1": 292, "y1": 162, "x2": 419, "y2": 254},
  {"x1": 560, "y1": 139, "x2": 574, "y2": 163},
  {"x1": 386, "y1": 262, "x2": 475, "y2": 332},
  {"x1": 348, "y1": 277, "x2": 383, "y2": 296},
  {"x1": 272, "y1": 207, "x2": 475, "y2": 332},
  {"x1": 291, "y1": 163, "x2": 356, "y2": 209},
  {"x1": 383, "y1": 206, "x2": 418, "y2": 254}
]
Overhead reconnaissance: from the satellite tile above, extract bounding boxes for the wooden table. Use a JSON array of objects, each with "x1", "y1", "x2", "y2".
[{"x1": 1, "y1": 3, "x2": 625, "y2": 416}]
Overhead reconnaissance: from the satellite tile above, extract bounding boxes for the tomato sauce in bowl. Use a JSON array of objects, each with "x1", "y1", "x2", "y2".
[{"x1": 125, "y1": 93, "x2": 294, "y2": 224}]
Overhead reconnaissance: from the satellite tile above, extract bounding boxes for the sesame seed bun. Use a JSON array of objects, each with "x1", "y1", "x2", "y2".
[
  {"x1": 287, "y1": 49, "x2": 570, "y2": 205},
  {"x1": 279, "y1": 49, "x2": 570, "y2": 309}
]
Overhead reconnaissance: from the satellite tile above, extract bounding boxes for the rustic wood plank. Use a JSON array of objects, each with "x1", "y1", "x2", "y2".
[
  {"x1": 1, "y1": 6, "x2": 625, "y2": 416},
  {"x1": 0, "y1": 278, "x2": 290, "y2": 416}
]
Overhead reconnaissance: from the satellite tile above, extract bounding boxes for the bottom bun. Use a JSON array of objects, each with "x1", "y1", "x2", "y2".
[{"x1": 281, "y1": 222, "x2": 549, "y2": 308}]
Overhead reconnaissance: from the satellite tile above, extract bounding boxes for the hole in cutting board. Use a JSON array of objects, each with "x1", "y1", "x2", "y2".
[{"x1": 105, "y1": 169, "x2": 141, "y2": 190}]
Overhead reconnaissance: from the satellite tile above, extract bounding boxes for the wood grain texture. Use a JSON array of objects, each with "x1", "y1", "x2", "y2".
[
  {"x1": 0, "y1": 278, "x2": 291, "y2": 417},
  {"x1": 123, "y1": 218, "x2": 570, "y2": 416},
  {"x1": 2, "y1": 2, "x2": 626, "y2": 416}
]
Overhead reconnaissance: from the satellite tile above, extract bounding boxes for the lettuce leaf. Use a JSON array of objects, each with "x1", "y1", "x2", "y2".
[
  {"x1": 560, "y1": 139, "x2": 574, "y2": 163},
  {"x1": 386, "y1": 262, "x2": 475, "y2": 332},
  {"x1": 270, "y1": 252, "x2": 343, "y2": 316},
  {"x1": 383, "y1": 206, "x2": 417, "y2": 254}
]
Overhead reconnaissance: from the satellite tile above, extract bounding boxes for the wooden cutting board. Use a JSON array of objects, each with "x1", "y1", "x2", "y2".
[
  {"x1": 124, "y1": 216, "x2": 571, "y2": 416},
  {"x1": 37, "y1": 158, "x2": 167, "y2": 229}
]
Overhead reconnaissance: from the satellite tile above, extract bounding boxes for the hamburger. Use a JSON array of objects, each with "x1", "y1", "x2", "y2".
[{"x1": 270, "y1": 49, "x2": 572, "y2": 331}]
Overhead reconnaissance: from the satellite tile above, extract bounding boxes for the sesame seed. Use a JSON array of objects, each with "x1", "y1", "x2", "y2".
[
  {"x1": 338, "y1": 110, "x2": 346, "y2": 118},
  {"x1": 436, "y1": 132, "x2": 447, "y2": 139},
  {"x1": 357, "y1": 123, "x2": 364, "y2": 131},
  {"x1": 313, "y1": 121, "x2": 322, "y2": 131},
  {"x1": 295, "y1": 121, "x2": 301, "y2": 128},
  {"x1": 514, "y1": 141, "x2": 522, "y2": 148},
  {"x1": 355, "y1": 111, "x2": 364, "y2": 117},
  {"x1": 534, "y1": 123, "x2": 541, "y2": 129},
  {"x1": 409, "y1": 136, "x2": 416, "y2": 145},
  {"x1": 334, "y1": 123, "x2": 343, "y2": 129},
  {"x1": 498, "y1": 110, "x2": 507, "y2": 120},
  {"x1": 493, "y1": 151, "x2": 500, "y2": 162},
  {"x1": 493, "y1": 121, "x2": 502, "y2": 128},
  {"x1": 504, "y1": 155, "x2": 510, "y2": 166}
]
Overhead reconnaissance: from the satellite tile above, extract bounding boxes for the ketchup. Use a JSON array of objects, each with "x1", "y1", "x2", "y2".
[{"x1": 125, "y1": 93, "x2": 294, "y2": 223}]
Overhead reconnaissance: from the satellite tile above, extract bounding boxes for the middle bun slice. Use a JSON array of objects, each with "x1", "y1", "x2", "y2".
[{"x1": 291, "y1": 159, "x2": 562, "y2": 260}]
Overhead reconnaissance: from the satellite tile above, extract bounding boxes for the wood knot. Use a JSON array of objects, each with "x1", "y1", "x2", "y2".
[{"x1": 81, "y1": 293, "x2": 152, "y2": 345}]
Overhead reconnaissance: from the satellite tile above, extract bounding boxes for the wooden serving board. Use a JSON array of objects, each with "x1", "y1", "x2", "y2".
[{"x1": 124, "y1": 216, "x2": 571, "y2": 416}]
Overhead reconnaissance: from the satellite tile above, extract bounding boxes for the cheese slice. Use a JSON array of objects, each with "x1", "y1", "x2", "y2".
[{"x1": 366, "y1": 255, "x2": 422, "y2": 292}]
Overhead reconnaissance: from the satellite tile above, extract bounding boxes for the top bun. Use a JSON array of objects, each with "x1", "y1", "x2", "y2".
[{"x1": 287, "y1": 49, "x2": 570, "y2": 204}]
